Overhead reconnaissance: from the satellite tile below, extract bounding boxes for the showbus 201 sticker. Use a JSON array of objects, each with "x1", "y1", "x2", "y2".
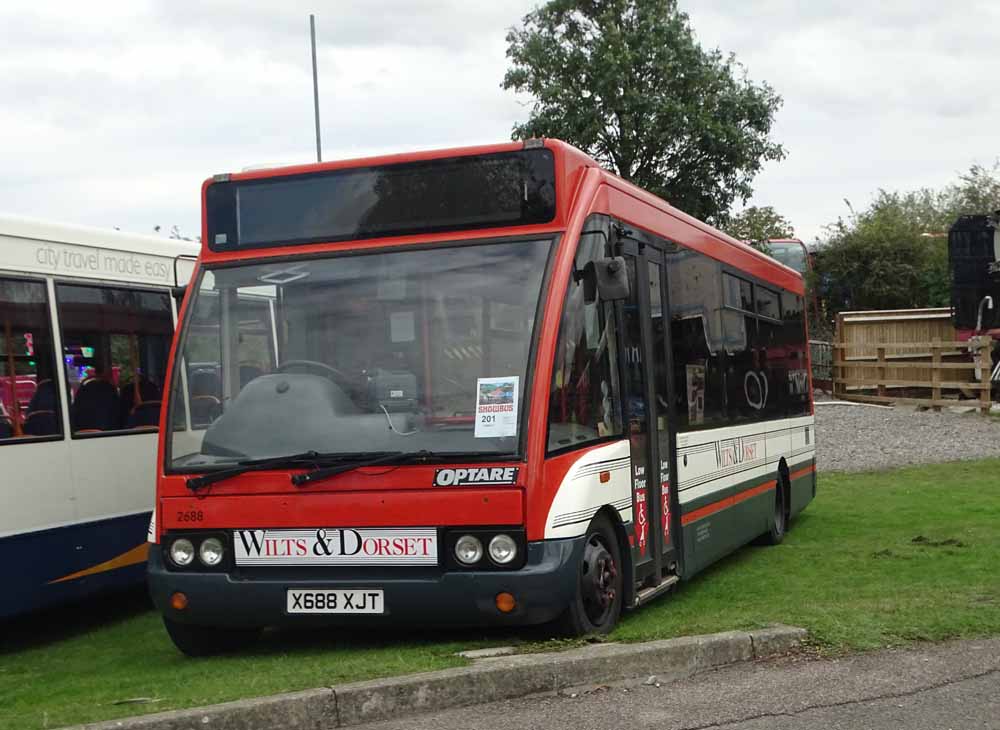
[{"x1": 474, "y1": 376, "x2": 518, "y2": 438}]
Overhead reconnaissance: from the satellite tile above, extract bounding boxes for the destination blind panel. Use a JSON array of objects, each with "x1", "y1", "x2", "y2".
[{"x1": 207, "y1": 149, "x2": 556, "y2": 250}]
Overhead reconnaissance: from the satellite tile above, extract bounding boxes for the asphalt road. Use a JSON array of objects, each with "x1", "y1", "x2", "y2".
[{"x1": 357, "y1": 638, "x2": 1000, "y2": 730}]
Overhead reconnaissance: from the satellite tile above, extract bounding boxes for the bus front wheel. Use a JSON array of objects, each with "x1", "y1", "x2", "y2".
[
  {"x1": 556, "y1": 514, "x2": 623, "y2": 637},
  {"x1": 163, "y1": 617, "x2": 260, "y2": 657}
]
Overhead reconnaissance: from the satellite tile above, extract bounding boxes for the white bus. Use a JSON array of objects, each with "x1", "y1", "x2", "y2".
[{"x1": 0, "y1": 215, "x2": 198, "y2": 618}]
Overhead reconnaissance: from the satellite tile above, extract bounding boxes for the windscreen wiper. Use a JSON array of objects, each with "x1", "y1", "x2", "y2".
[
  {"x1": 290, "y1": 450, "x2": 517, "y2": 487},
  {"x1": 290, "y1": 450, "x2": 427, "y2": 487},
  {"x1": 185, "y1": 451, "x2": 387, "y2": 491}
]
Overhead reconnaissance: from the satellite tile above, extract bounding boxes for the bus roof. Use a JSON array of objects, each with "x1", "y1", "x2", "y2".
[
  {"x1": 0, "y1": 214, "x2": 200, "y2": 260},
  {"x1": 593, "y1": 167, "x2": 805, "y2": 287},
  {"x1": 0, "y1": 214, "x2": 199, "y2": 287},
  {"x1": 213, "y1": 139, "x2": 599, "y2": 186},
  {"x1": 201, "y1": 139, "x2": 801, "y2": 288}
]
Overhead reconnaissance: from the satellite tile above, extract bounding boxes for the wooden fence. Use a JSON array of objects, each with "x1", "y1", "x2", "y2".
[{"x1": 833, "y1": 309, "x2": 993, "y2": 413}]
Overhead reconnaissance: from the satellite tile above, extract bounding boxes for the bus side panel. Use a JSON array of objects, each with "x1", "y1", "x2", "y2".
[
  {"x1": 678, "y1": 473, "x2": 773, "y2": 575},
  {"x1": 0, "y1": 511, "x2": 149, "y2": 619},
  {"x1": 789, "y1": 457, "x2": 817, "y2": 519},
  {"x1": 1, "y1": 439, "x2": 76, "y2": 548},
  {"x1": 676, "y1": 417, "x2": 815, "y2": 578},
  {"x1": 541, "y1": 440, "x2": 633, "y2": 540},
  {"x1": 68, "y1": 432, "x2": 159, "y2": 532}
]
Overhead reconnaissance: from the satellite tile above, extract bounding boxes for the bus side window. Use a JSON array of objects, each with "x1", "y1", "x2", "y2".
[
  {"x1": 547, "y1": 215, "x2": 624, "y2": 452},
  {"x1": 0, "y1": 277, "x2": 63, "y2": 441},
  {"x1": 666, "y1": 247, "x2": 727, "y2": 431},
  {"x1": 55, "y1": 283, "x2": 174, "y2": 435}
]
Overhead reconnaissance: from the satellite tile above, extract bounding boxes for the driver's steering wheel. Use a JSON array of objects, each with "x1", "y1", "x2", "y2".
[{"x1": 275, "y1": 360, "x2": 354, "y2": 391}]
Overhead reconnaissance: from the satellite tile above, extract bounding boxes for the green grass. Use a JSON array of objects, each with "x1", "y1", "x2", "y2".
[{"x1": 3, "y1": 459, "x2": 1000, "y2": 729}]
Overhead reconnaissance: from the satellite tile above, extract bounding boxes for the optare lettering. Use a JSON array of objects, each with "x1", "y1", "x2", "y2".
[{"x1": 433, "y1": 467, "x2": 519, "y2": 486}]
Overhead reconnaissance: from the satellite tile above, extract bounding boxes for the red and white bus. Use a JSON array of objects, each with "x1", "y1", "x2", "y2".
[{"x1": 150, "y1": 140, "x2": 816, "y2": 655}]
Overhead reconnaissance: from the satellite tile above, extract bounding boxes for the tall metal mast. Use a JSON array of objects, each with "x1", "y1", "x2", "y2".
[{"x1": 310, "y1": 14, "x2": 322, "y2": 162}]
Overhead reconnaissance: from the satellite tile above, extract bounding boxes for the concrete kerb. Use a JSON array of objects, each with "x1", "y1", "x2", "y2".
[{"x1": 71, "y1": 625, "x2": 806, "y2": 730}]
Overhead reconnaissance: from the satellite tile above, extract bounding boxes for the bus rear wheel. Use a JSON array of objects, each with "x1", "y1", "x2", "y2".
[
  {"x1": 757, "y1": 480, "x2": 787, "y2": 546},
  {"x1": 556, "y1": 514, "x2": 623, "y2": 637},
  {"x1": 163, "y1": 617, "x2": 260, "y2": 657}
]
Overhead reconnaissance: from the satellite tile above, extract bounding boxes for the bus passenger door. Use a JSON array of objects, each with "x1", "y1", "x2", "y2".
[
  {"x1": 616, "y1": 238, "x2": 677, "y2": 587},
  {"x1": 646, "y1": 251, "x2": 679, "y2": 569}
]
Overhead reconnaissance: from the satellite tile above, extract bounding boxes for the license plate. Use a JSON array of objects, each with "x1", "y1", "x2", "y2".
[{"x1": 286, "y1": 589, "x2": 384, "y2": 614}]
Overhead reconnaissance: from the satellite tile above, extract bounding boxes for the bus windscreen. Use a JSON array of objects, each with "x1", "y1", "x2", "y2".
[{"x1": 207, "y1": 149, "x2": 557, "y2": 250}]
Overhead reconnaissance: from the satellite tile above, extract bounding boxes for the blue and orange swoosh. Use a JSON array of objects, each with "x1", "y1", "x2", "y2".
[{"x1": 47, "y1": 543, "x2": 149, "y2": 584}]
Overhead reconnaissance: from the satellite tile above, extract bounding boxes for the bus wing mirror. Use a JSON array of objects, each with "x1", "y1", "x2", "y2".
[
  {"x1": 593, "y1": 257, "x2": 630, "y2": 302},
  {"x1": 171, "y1": 285, "x2": 188, "y2": 305}
]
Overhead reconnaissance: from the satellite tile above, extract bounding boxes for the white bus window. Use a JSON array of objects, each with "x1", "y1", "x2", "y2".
[
  {"x1": 55, "y1": 283, "x2": 173, "y2": 435},
  {"x1": 0, "y1": 277, "x2": 63, "y2": 441}
]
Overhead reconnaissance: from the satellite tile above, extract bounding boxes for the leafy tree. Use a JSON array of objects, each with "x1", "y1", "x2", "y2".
[
  {"x1": 723, "y1": 206, "x2": 794, "y2": 246},
  {"x1": 814, "y1": 191, "x2": 950, "y2": 314},
  {"x1": 940, "y1": 160, "x2": 1000, "y2": 222},
  {"x1": 502, "y1": 0, "x2": 785, "y2": 222},
  {"x1": 813, "y1": 162, "x2": 1000, "y2": 320}
]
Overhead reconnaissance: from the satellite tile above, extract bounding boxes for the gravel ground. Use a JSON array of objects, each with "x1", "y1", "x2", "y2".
[{"x1": 814, "y1": 399, "x2": 1000, "y2": 472}]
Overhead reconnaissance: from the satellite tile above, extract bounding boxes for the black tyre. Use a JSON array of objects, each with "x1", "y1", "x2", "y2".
[
  {"x1": 163, "y1": 617, "x2": 260, "y2": 657},
  {"x1": 556, "y1": 514, "x2": 624, "y2": 637},
  {"x1": 757, "y1": 479, "x2": 788, "y2": 546}
]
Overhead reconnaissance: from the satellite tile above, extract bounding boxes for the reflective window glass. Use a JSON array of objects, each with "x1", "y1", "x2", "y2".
[
  {"x1": 756, "y1": 287, "x2": 780, "y2": 320},
  {"x1": 547, "y1": 216, "x2": 623, "y2": 451},
  {"x1": 0, "y1": 278, "x2": 63, "y2": 441},
  {"x1": 169, "y1": 239, "x2": 552, "y2": 468},
  {"x1": 667, "y1": 249, "x2": 727, "y2": 431},
  {"x1": 56, "y1": 284, "x2": 174, "y2": 434}
]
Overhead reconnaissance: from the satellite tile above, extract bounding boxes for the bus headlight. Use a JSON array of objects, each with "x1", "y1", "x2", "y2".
[
  {"x1": 198, "y1": 537, "x2": 225, "y2": 566},
  {"x1": 488, "y1": 534, "x2": 518, "y2": 565},
  {"x1": 169, "y1": 538, "x2": 195, "y2": 567},
  {"x1": 454, "y1": 535, "x2": 483, "y2": 565}
]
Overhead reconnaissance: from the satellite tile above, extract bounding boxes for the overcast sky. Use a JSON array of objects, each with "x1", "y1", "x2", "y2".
[{"x1": 2, "y1": 1, "x2": 998, "y2": 245}]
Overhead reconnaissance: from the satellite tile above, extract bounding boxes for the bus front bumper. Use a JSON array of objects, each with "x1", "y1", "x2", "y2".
[{"x1": 148, "y1": 537, "x2": 584, "y2": 628}]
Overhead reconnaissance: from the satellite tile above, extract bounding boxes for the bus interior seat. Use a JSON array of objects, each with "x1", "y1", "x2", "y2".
[
  {"x1": 240, "y1": 365, "x2": 264, "y2": 388},
  {"x1": 72, "y1": 378, "x2": 121, "y2": 432},
  {"x1": 23, "y1": 380, "x2": 60, "y2": 436},
  {"x1": 128, "y1": 400, "x2": 162, "y2": 429},
  {"x1": 27, "y1": 379, "x2": 57, "y2": 413},
  {"x1": 24, "y1": 410, "x2": 59, "y2": 436},
  {"x1": 189, "y1": 370, "x2": 221, "y2": 397},
  {"x1": 189, "y1": 370, "x2": 222, "y2": 427},
  {"x1": 190, "y1": 396, "x2": 222, "y2": 427},
  {"x1": 120, "y1": 378, "x2": 162, "y2": 425},
  {"x1": 0, "y1": 417, "x2": 11, "y2": 439}
]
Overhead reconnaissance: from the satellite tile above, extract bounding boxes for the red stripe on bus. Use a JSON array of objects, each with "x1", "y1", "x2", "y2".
[
  {"x1": 680, "y1": 462, "x2": 816, "y2": 526},
  {"x1": 681, "y1": 480, "x2": 776, "y2": 525},
  {"x1": 733, "y1": 480, "x2": 777, "y2": 505},
  {"x1": 790, "y1": 464, "x2": 816, "y2": 481},
  {"x1": 681, "y1": 479, "x2": 777, "y2": 525}
]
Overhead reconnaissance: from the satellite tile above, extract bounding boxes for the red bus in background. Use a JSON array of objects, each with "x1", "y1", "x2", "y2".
[
  {"x1": 765, "y1": 239, "x2": 810, "y2": 276},
  {"x1": 150, "y1": 140, "x2": 816, "y2": 655},
  {"x1": 765, "y1": 238, "x2": 822, "y2": 333}
]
